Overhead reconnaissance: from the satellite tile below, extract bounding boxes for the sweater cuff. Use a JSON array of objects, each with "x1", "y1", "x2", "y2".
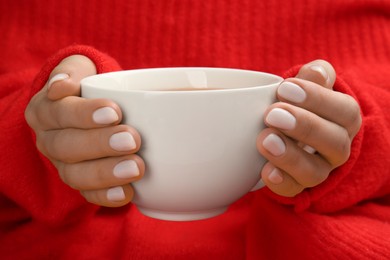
[
  {"x1": 30, "y1": 44, "x2": 122, "y2": 97},
  {"x1": 259, "y1": 64, "x2": 364, "y2": 213}
]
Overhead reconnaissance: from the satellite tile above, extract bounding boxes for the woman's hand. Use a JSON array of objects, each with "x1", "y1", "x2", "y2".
[
  {"x1": 25, "y1": 55, "x2": 144, "y2": 207},
  {"x1": 257, "y1": 60, "x2": 362, "y2": 197}
]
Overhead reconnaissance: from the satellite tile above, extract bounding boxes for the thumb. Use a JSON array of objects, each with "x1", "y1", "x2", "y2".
[
  {"x1": 294, "y1": 59, "x2": 336, "y2": 90},
  {"x1": 47, "y1": 55, "x2": 97, "y2": 100}
]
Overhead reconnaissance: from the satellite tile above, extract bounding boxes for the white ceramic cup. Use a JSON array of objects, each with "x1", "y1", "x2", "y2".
[{"x1": 81, "y1": 67, "x2": 283, "y2": 221}]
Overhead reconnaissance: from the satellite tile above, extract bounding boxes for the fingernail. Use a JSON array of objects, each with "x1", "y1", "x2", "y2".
[
  {"x1": 303, "y1": 144, "x2": 316, "y2": 154},
  {"x1": 113, "y1": 160, "x2": 139, "y2": 179},
  {"x1": 310, "y1": 65, "x2": 329, "y2": 83},
  {"x1": 93, "y1": 107, "x2": 119, "y2": 124},
  {"x1": 278, "y1": 82, "x2": 306, "y2": 103},
  {"x1": 266, "y1": 108, "x2": 296, "y2": 130},
  {"x1": 262, "y1": 133, "x2": 286, "y2": 156},
  {"x1": 268, "y1": 168, "x2": 284, "y2": 184},
  {"x1": 109, "y1": 132, "x2": 136, "y2": 152},
  {"x1": 48, "y1": 73, "x2": 69, "y2": 89},
  {"x1": 107, "y1": 186, "x2": 125, "y2": 201}
]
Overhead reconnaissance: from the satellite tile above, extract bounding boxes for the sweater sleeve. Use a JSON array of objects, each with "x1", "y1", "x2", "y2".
[
  {"x1": 0, "y1": 45, "x2": 122, "y2": 228},
  {"x1": 30, "y1": 44, "x2": 122, "y2": 97},
  {"x1": 259, "y1": 62, "x2": 390, "y2": 213}
]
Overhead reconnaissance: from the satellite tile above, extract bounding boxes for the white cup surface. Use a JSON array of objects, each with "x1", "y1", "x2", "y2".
[{"x1": 81, "y1": 67, "x2": 282, "y2": 221}]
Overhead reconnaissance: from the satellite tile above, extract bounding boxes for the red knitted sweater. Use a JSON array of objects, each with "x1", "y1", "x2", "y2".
[{"x1": 1, "y1": 0, "x2": 389, "y2": 259}]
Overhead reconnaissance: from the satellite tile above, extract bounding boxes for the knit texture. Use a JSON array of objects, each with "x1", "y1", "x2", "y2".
[{"x1": 1, "y1": 0, "x2": 390, "y2": 259}]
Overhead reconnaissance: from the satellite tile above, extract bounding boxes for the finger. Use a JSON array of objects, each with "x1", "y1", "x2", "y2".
[
  {"x1": 260, "y1": 162, "x2": 305, "y2": 197},
  {"x1": 33, "y1": 96, "x2": 122, "y2": 130},
  {"x1": 25, "y1": 55, "x2": 108, "y2": 132},
  {"x1": 47, "y1": 55, "x2": 97, "y2": 100},
  {"x1": 37, "y1": 125, "x2": 141, "y2": 163},
  {"x1": 277, "y1": 78, "x2": 362, "y2": 138},
  {"x1": 295, "y1": 59, "x2": 336, "y2": 89},
  {"x1": 264, "y1": 104, "x2": 351, "y2": 167},
  {"x1": 57, "y1": 155, "x2": 145, "y2": 191},
  {"x1": 81, "y1": 184, "x2": 134, "y2": 207},
  {"x1": 257, "y1": 129, "x2": 332, "y2": 188}
]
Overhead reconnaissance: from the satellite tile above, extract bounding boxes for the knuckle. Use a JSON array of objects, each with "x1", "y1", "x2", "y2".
[
  {"x1": 346, "y1": 96, "x2": 362, "y2": 135},
  {"x1": 25, "y1": 95, "x2": 45, "y2": 129},
  {"x1": 46, "y1": 131, "x2": 75, "y2": 163},
  {"x1": 285, "y1": 147, "x2": 302, "y2": 167},
  {"x1": 95, "y1": 166, "x2": 108, "y2": 186},
  {"x1": 284, "y1": 150, "x2": 331, "y2": 188},
  {"x1": 50, "y1": 102, "x2": 64, "y2": 128},
  {"x1": 333, "y1": 129, "x2": 351, "y2": 167},
  {"x1": 81, "y1": 190, "x2": 100, "y2": 205},
  {"x1": 283, "y1": 180, "x2": 304, "y2": 197},
  {"x1": 83, "y1": 189, "x2": 111, "y2": 207},
  {"x1": 35, "y1": 132, "x2": 49, "y2": 157},
  {"x1": 289, "y1": 186, "x2": 305, "y2": 197},
  {"x1": 304, "y1": 167, "x2": 330, "y2": 188},
  {"x1": 299, "y1": 114, "x2": 315, "y2": 141},
  {"x1": 340, "y1": 133, "x2": 352, "y2": 164},
  {"x1": 46, "y1": 134, "x2": 61, "y2": 159},
  {"x1": 274, "y1": 182, "x2": 305, "y2": 198},
  {"x1": 24, "y1": 103, "x2": 36, "y2": 128},
  {"x1": 58, "y1": 164, "x2": 79, "y2": 189},
  {"x1": 294, "y1": 164, "x2": 324, "y2": 188},
  {"x1": 279, "y1": 152, "x2": 314, "y2": 188}
]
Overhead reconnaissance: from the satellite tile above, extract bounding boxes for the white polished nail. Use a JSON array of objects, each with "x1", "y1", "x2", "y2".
[
  {"x1": 107, "y1": 186, "x2": 125, "y2": 201},
  {"x1": 109, "y1": 132, "x2": 136, "y2": 151},
  {"x1": 113, "y1": 160, "x2": 139, "y2": 179},
  {"x1": 93, "y1": 107, "x2": 119, "y2": 124},
  {"x1": 278, "y1": 82, "x2": 306, "y2": 103},
  {"x1": 266, "y1": 108, "x2": 296, "y2": 130},
  {"x1": 262, "y1": 133, "x2": 286, "y2": 156},
  {"x1": 310, "y1": 65, "x2": 329, "y2": 83},
  {"x1": 268, "y1": 168, "x2": 284, "y2": 184},
  {"x1": 303, "y1": 144, "x2": 316, "y2": 154},
  {"x1": 48, "y1": 73, "x2": 69, "y2": 89}
]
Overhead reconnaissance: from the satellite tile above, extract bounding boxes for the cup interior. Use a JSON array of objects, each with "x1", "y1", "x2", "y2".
[{"x1": 81, "y1": 67, "x2": 282, "y2": 92}]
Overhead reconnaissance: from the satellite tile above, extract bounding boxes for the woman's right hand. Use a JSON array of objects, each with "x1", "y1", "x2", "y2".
[{"x1": 25, "y1": 55, "x2": 144, "y2": 207}]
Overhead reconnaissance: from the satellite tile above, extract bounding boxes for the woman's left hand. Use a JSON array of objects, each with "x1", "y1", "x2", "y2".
[{"x1": 257, "y1": 60, "x2": 362, "y2": 197}]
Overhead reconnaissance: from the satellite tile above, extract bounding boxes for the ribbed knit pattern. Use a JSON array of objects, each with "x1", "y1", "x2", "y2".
[
  {"x1": 1, "y1": 0, "x2": 390, "y2": 259},
  {"x1": 1, "y1": 0, "x2": 390, "y2": 73}
]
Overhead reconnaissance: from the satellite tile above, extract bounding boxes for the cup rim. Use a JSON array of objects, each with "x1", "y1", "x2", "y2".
[{"x1": 81, "y1": 67, "x2": 283, "y2": 93}]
